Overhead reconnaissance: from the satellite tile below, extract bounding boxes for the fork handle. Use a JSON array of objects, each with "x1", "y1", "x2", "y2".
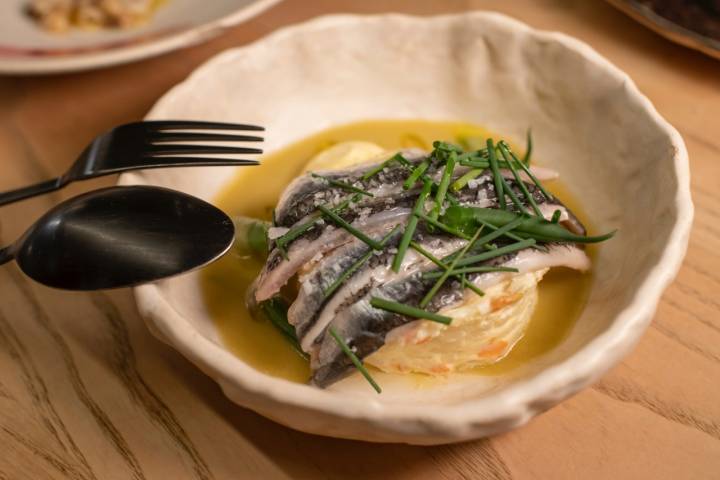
[{"x1": 0, "y1": 179, "x2": 63, "y2": 207}]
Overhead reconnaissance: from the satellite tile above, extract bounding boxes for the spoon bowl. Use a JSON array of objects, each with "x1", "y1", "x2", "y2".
[{"x1": 0, "y1": 186, "x2": 235, "y2": 290}]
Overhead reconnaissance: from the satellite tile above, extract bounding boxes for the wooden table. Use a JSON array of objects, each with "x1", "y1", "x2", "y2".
[{"x1": 1, "y1": 1, "x2": 718, "y2": 478}]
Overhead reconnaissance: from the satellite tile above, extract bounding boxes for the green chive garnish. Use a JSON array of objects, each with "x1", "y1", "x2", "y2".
[
  {"x1": 415, "y1": 213, "x2": 471, "y2": 240},
  {"x1": 551, "y1": 209, "x2": 562, "y2": 223},
  {"x1": 318, "y1": 204, "x2": 383, "y2": 250},
  {"x1": 370, "y1": 297, "x2": 452, "y2": 325},
  {"x1": 487, "y1": 138, "x2": 505, "y2": 209},
  {"x1": 323, "y1": 227, "x2": 399, "y2": 298},
  {"x1": 260, "y1": 299, "x2": 308, "y2": 359},
  {"x1": 311, "y1": 173, "x2": 374, "y2": 197},
  {"x1": 432, "y1": 141, "x2": 463, "y2": 153},
  {"x1": 420, "y1": 229, "x2": 481, "y2": 308},
  {"x1": 403, "y1": 160, "x2": 429, "y2": 190},
  {"x1": 451, "y1": 168, "x2": 484, "y2": 192},
  {"x1": 442, "y1": 206, "x2": 616, "y2": 244},
  {"x1": 328, "y1": 327, "x2": 381, "y2": 393},
  {"x1": 431, "y1": 151, "x2": 456, "y2": 219},
  {"x1": 411, "y1": 241, "x2": 485, "y2": 296},
  {"x1": 275, "y1": 193, "x2": 361, "y2": 251},
  {"x1": 498, "y1": 142, "x2": 541, "y2": 216},
  {"x1": 454, "y1": 239, "x2": 536, "y2": 268},
  {"x1": 422, "y1": 266, "x2": 519, "y2": 279},
  {"x1": 392, "y1": 180, "x2": 432, "y2": 272},
  {"x1": 410, "y1": 241, "x2": 446, "y2": 268},
  {"x1": 275, "y1": 212, "x2": 321, "y2": 250},
  {"x1": 362, "y1": 152, "x2": 406, "y2": 180},
  {"x1": 523, "y1": 129, "x2": 533, "y2": 166},
  {"x1": 508, "y1": 149, "x2": 553, "y2": 201}
]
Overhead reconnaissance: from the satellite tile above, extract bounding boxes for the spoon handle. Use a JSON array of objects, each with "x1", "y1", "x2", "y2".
[
  {"x1": 0, "y1": 179, "x2": 62, "y2": 208},
  {"x1": 0, "y1": 246, "x2": 12, "y2": 266}
]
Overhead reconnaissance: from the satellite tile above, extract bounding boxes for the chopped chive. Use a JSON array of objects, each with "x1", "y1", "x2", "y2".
[
  {"x1": 487, "y1": 139, "x2": 505, "y2": 209},
  {"x1": 473, "y1": 216, "x2": 526, "y2": 245},
  {"x1": 311, "y1": 173, "x2": 374, "y2": 197},
  {"x1": 275, "y1": 212, "x2": 321, "y2": 250},
  {"x1": 452, "y1": 168, "x2": 484, "y2": 192},
  {"x1": 432, "y1": 141, "x2": 463, "y2": 153},
  {"x1": 420, "y1": 229, "x2": 481, "y2": 308},
  {"x1": 393, "y1": 180, "x2": 432, "y2": 272},
  {"x1": 370, "y1": 297, "x2": 452, "y2": 325},
  {"x1": 403, "y1": 160, "x2": 429, "y2": 190},
  {"x1": 431, "y1": 151, "x2": 456, "y2": 219},
  {"x1": 495, "y1": 162, "x2": 528, "y2": 215},
  {"x1": 462, "y1": 277, "x2": 485, "y2": 297},
  {"x1": 471, "y1": 217, "x2": 526, "y2": 242},
  {"x1": 551, "y1": 209, "x2": 562, "y2": 223},
  {"x1": 260, "y1": 299, "x2": 308, "y2": 359},
  {"x1": 275, "y1": 193, "x2": 362, "y2": 251},
  {"x1": 362, "y1": 153, "x2": 406, "y2": 180},
  {"x1": 411, "y1": 241, "x2": 485, "y2": 296},
  {"x1": 423, "y1": 266, "x2": 519, "y2": 279},
  {"x1": 394, "y1": 155, "x2": 414, "y2": 168},
  {"x1": 498, "y1": 143, "x2": 542, "y2": 216},
  {"x1": 454, "y1": 238, "x2": 536, "y2": 268},
  {"x1": 416, "y1": 213, "x2": 472, "y2": 240},
  {"x1": 318, "y1": 205, "x2": 383, "y2": 250},
  {"x1": 323, "y1": 227, "x2": 399, "y2": 298},
  {"x1": 508, "y1": 149, "x2": 553, "y2": 201},
  {"x1": 442, "y1": 205, "x2": 615, "y2": 244},
  {"x1": 328, "y1": 327, "x2": 381, "y2": 393},
  {"x1": 523, "y1": 129, "x2": 533, "y2": 166},
  {"x1": 459, "y1": 159, "x2": 490, "y2": 168},
  {"x1": 410, "y1": 241, "x2": 446, "y2": 269}
]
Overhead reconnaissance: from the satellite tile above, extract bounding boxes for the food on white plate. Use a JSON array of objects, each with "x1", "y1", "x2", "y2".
[{"x1": 27, "y1": 0, "x2": 166, "y2": 32}]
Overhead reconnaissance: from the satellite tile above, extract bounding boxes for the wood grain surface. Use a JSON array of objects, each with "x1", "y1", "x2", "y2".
[{"x1": 0, "y1": 1, "x2": 718, "y2": 478}]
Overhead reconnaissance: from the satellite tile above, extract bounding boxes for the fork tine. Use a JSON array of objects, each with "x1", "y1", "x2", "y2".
[
  {"x1": 145, "y1": 144, "x2": 263, "y2": 155},
  {"x1": 137, "y1": 157, "x2": 260, "y2": 167},
  {"x1": 144, "y1": 121, "x2": 264, "y2": 131},
  {"x1": 149, "y1": 132, "x2": 264, "y2": 143}
]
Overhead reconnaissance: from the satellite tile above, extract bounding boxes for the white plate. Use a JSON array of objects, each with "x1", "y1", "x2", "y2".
[
  {"x1": 0, "y1": 0, "x2": 281, "y2": 74},
  {"x1": 120, "y1": 13, "x2": 693, "y2": 444}
]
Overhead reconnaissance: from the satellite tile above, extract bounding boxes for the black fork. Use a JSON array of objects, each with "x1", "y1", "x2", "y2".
[{"x1": 0, "y1": 120, "x2": 264, "y2": 207}]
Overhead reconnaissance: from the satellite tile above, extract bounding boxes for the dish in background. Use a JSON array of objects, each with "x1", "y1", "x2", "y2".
[
  {"x1": 27, "y1": 0, "x2": 168, "y2": 33},
  {"x1": 120, "y1": 13, "x2": 692, "y2": 444},
  {"x1": 0, "y1": 0, "x2": 281, "y2": 74},
  {"x1": 606, "y1": 0, "x2": 720, "y2": 60}
]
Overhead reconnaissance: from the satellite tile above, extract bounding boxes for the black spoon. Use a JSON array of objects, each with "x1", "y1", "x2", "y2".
[{"x1": 0, "y1": 186, "x2": 235, "y2": 290}]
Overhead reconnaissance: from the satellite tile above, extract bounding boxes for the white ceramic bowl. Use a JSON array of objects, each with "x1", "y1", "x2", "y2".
[{"x1": 120, "y1": 12, "x2": 693, "y2": 444}]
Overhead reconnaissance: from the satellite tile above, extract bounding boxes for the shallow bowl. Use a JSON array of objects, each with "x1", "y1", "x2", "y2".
[{"x1": 119, "y1": 12, "x2": 692, "y2": 444}]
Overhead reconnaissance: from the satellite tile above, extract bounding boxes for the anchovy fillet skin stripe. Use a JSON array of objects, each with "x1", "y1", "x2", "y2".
[{"x1": 250, "y1": 149, "x2": 591, "y2": 387}]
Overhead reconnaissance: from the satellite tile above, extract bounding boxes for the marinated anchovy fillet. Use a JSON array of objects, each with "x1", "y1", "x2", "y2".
[
  {"x1": 249, "y1": 140, "x2": 614, "y2": 390},
  {"x1": 310, "y1": 243, "x2": 588, "y2": 386},
  {"x1": 254, "y1": 150, "x2": 573, "y2": 302}
]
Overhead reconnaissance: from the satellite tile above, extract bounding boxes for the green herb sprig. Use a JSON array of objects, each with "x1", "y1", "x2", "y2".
[
  {"x1": 260, "y1": 298, "x2": 308, "y2": 359},
  {"x1": 392, "y1": 180, "x2": 432, "y2": 272},
  {"x1": 420, "y1": 228, "x2": 481, "y2": 308},
  {"x1": 328, "y1": 327, "x2": 381, "y2": 393},
  {"x1": 318, "y1": 204, "x2": 384, "y2": 250},
  {"x1": 442, "y1": 206, "x2": 617, "y2": 244},
  {"x1": 311, "y1": 173, "x2": 374, "y2": 197},
  {"x1": 370, "y1": 297, "x2": 452, "y2": 325}
]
